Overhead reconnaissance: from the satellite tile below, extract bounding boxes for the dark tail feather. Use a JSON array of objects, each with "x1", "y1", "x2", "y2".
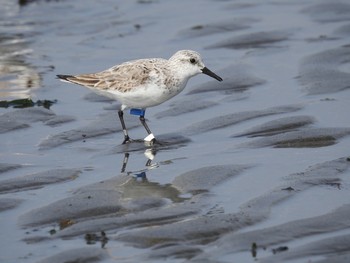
[{"x1": 56, "y1": 74, "x2": 75, "y2": 81}]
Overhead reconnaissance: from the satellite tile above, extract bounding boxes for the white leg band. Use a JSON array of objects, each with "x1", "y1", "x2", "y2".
[{"x1": 144, "y1": 133, "x2": 155, "y2": 142}]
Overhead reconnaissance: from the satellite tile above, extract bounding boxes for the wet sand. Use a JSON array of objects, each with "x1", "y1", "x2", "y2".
[{"x1": 1, "y1": 1, "x2": 350, "y2": 262}]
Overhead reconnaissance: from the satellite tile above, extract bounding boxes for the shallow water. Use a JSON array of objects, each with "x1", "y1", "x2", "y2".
[{"x1": 1, "y1": 0, "x2": 350, "y2": 262}]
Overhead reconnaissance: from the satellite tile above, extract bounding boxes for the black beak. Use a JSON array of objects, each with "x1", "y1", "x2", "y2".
[{"x1": 202, "y1": 67, "x2": 223, "y2": 81}]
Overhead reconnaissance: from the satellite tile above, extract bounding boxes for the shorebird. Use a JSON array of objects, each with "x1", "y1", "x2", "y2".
[{"x1": 57, "y1": 50, "x2": 223, "y2": 144}]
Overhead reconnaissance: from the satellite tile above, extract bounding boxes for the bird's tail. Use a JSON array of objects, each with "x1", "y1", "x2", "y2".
[
  {"x1": 56, "y1": 74, "x2": 75, "y2": 83},
  {"x1": 56, "y1": 74, "x2": 99, "y2": 88}
]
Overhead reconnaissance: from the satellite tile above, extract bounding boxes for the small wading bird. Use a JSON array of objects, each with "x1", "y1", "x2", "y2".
[{"x1": 57, "y1": 50, "x2": 223, "y2": 144}]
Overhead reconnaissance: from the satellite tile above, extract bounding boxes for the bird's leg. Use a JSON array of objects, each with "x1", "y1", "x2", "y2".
[
  {"x1": 139, "y1": 112, "x2": 155, "y2": 143},
  {"x1": 118, "y1": 110, "x2": 131, "y2": 144},
  {"x1": 140, "y1": 116, "x2": 152, "y2": 134},
  {"x1": 121, "y1": 152, "x2": 130, "y2": 173}
]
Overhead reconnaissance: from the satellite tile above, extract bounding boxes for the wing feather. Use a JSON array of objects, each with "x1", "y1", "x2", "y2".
[{"x1": 59, "y1": 59, "x2": 165, "y2": 93}]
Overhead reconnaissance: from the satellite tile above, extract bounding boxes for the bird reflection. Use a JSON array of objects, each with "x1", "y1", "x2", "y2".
[
  {"x1": 121, "y1": 148, "x2": 158, "y2": 174},
  {"x1": 118, "y1": 148, "x2": 187, "y2": 203}
]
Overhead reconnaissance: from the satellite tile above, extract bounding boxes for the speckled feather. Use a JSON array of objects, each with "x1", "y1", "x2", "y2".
[{"x1": 57, "y1": 50, "x2": 222, "y2": 110}]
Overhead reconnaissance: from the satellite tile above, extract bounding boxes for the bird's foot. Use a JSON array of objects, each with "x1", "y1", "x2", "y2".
[
  {"x1": 145, "y1": 138, "x2": 163, "y2": 146},
  {"x1": 144, "y1": 133, "x2": 155, "y2": 143},
  {"x1": 144, "y1": 134, "x2": 162, "y2": 145},
  {"x1": 122, "y1": 135, "x2": 132, "y2": 144}
]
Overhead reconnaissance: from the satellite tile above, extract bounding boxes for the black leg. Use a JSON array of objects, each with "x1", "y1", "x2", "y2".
[
  {"x1": 139, "y1": 115, "x2": 156, "y2": 143},
  {"x1": 121, "y1": 152, "x2": 129, "y2": 173},
  {"x1": 139, "y1": 115, "x2": 152, "y2": 134},
  {"x1": 118, "y1": 110, "x2": 130, "y2": 144}
]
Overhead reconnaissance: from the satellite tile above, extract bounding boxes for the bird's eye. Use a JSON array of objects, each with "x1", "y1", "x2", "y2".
[{"x1": 190, "y1": 58, "x2": 196, "y2": 64}]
